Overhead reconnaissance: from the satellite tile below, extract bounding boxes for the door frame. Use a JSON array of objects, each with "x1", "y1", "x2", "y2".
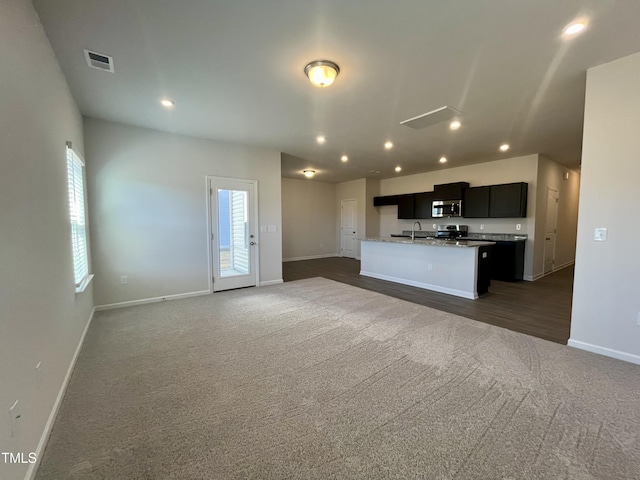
[
  {"x1": 340, "y1": 198, "x2": 358, "y2": 259},
  {"x1": 543, "y1": 187, "x2": 559, "y2": 275},
  {"x1": 206, "y1": 175, "x2": 260, "y2": 293}
]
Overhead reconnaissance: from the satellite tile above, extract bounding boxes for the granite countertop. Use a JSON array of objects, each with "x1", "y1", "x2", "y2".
[
  {"x1": 399, "y1": 231, "x2": 528, "y2": 241},
  {"x1": 362, "y1": 236, "x2": 495, "y2": 248}
]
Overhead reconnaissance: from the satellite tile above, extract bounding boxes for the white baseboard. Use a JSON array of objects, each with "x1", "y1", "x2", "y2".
[
  {"x1": 359, "y1": 270, "x2": 477, "y2": 300},
  {"x1": 260, "y1": 279, "x2": 284, "y2": 286},
  {"x1": 25, "y1": 307, "x2": 96, "y2": 480},
  {"x1": 282, "y1": 254, "x2": 338, "y2": 262},
  {"x1": 568, "y1": 339, "x2": 640, "y2": 365},
  {"x1": 525, "y1": 260, "x2": 575, "y2": 281},
  {"x1": 95, "y1": 290, "x2": 210, "y2": 311}
]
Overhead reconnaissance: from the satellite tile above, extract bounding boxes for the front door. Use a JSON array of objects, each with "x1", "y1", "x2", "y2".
[
  {"x1": 210, "y1": 177, "x2": 258, "y2": 292},
  {"x1": 341, "y1": 199, "x2": 357, "y2": 258},
  {"x1": 543, "y1": 188, "x2": 559, "y2": 274}
]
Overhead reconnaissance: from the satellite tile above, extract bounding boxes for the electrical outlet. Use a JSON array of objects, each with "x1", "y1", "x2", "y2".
[
  {"x1": 480, "y1": 224, "x2": 485, "y2": 230},
  {"x1": 516, "y1": 224, "x2": 521, "y2": 231},
  {"x1": 8, "y1": 400, "x2": 21, "y2": 438},
  {"x1": 432, "y1": 224, "x2": 437, "y2": 229},
  {"x1": 120, "y1": 275, "x2": 128, "y2": 285},
  {"x1": 427, "y1": 263, "x2": 433, "y2": 271},
  {"x1": 35, "y1": 362, "x2": 43, "y2": 388}
]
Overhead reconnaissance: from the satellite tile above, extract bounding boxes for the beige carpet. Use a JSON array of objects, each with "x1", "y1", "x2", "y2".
[{"x1": 36, "y1": 278, "x2": 640, "y2": 479}]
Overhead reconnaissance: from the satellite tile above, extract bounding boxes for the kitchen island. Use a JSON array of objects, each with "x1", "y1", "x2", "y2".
[{"x1": 360, "y1": 237, "x2": 495, "y2": 299}]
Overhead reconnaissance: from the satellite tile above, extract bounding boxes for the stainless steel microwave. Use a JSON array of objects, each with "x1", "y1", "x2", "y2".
[{"x1": 432, "y1": 199, "x2": 462, "y2": 218}]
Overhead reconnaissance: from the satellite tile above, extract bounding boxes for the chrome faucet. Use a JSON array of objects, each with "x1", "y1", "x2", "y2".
[{"x1": 411, "y1": 221, "x2": 422, "y2": 240}]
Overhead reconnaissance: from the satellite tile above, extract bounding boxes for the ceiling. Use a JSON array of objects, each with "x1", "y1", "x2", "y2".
[{"x1": 34, "y1": 0, "x2": 640, "y2": 183}]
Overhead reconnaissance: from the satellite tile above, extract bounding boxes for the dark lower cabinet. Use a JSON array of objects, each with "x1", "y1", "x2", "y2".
[
  {"x1": 397, "y1": 194, "x2": 415, "y2": 219},
  {"x1": 490, "y1": 240, "x2": 525, "y2": 281},
  {"x1": 477, "y1": 245, "x2": 492, "y2": 295}
]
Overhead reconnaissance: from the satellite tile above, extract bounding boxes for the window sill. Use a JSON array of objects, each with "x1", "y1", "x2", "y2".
[{"x1": 76, "y1": 274, "x2": 94, "y2": 294}]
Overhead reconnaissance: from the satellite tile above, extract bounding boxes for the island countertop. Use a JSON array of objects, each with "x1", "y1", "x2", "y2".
[{"x1": 362, "y1": 236, "x2": 495, "y2": 248}]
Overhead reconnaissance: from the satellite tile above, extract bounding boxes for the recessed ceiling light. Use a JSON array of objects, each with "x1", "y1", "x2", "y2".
[
  {"x1": 303, "y1": 170, "x2": 315, "y2": 178},
  {"x1": 499, "y1": 144, "x2": 510, "y2": 152},
  {"x1": 563, "y1": 21, "x2": 587, "y2": 37},
  {"x1": 449, "y1": 120, "x2": 461, "y2": 130},
  {"x1": 341, "y1": 155, "x2": 348, "y2": 162},
  {"x1": 439, "y1": 157, "x2": 447, "y2": 163},
  {"x1": 384, "y1": 141, "x2": 393, "y2": 150},
  {"x1": 160, "y1": 98, "x2": 175, "y2": 108},
  {"x1": 316, "y1": 135, "x2": 326, "y2": 144}
]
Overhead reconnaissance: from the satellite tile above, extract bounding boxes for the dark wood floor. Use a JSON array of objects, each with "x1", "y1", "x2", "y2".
[{"x1": 283, "y1": 257, "x2": 573, "y2": 344}]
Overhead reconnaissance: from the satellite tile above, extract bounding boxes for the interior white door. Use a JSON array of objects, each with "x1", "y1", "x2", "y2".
[
  {"x1": 543, "y1": 188, "x2": 559, "y2": 274},
  {"x1": 341, "y1": 199, "x2": 357, "y2": 258},
  {"x1": 210, "y1": 178, "x2": 257, "y2": 292}
]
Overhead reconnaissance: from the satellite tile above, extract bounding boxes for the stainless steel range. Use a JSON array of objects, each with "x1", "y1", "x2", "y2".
[{"x1": 436, "y1": 224, "x2": 468, "y2": 240}]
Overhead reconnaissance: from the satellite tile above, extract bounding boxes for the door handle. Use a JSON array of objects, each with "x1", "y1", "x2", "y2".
[{"x1": 250, "y1": 242, "x2": 256, "y2": 246}]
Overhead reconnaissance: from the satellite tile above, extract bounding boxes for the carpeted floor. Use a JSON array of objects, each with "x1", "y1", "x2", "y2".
[{"x1": 36, "y1": 278, "x2": 640, "y2": 479}]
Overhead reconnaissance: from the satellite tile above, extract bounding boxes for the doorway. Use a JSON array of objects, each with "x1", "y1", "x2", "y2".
[
  {"x1": 340, "y1": 199, "x2": 357, "y2": 259},
  {"x1": 208, "y1": 177, "x2": 258, "y2": 292},
  {"x1": 543, "y1": 187, "x2": 559, "y2": 274}
]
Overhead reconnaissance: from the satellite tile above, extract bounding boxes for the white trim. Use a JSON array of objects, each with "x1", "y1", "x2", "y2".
[
  {"x1": 95, "y1": 290, "x2": 210, "y2": 311},
  {"x1": 260, "y1": 279, "x2": 284, "y2": 286},
  {"x1": 283, "y1": 254, "x2": 338, "y2": 262},
  {"x1": 568, "y1": 339, "x2": 640, "y2": 365},
  {"x1": 26, "y1": 307, "x2": 96, "y2": 480},
  {"x1": 524, "y1": 260, "x2": 574, "y2": 281},
  {"x1": 360, "y1": 270, "x2": 477, "y2": 300},
  {"x1": 75, "y1": 274, "x2": 94, "y2": 294}
]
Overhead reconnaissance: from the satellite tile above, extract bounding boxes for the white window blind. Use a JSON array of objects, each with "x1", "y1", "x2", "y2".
[{"x1": 66, "y1": 146, "x2": 89, "y2": 287}]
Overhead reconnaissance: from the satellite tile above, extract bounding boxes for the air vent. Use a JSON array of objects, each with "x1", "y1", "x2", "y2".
[
  {"x1": 84, "y1": 49, "x2": 114, "y2": 72},
  {"x1": 400, "y1": 106, "x2": 462, "y2": 129}
]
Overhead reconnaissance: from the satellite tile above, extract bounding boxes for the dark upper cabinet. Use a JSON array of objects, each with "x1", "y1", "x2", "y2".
[
  {"x1": 373, "y1": 195, "x2": 399, "y2": 207},
  {"x1": 463, "y1": 186, "x2": 490, "y2": 218},
  {"x1": 489, "y1": 182, "x2": 528, "y2": 218},
  {"x1": 397, "y1": 194, "x2": 415, "y2": 219},
  {"x1": 414, "y1": 192, "x2": 434, "y2": 218},
  {"x1": 433, "y1": 182, "x2": 469, "y2": 200}
]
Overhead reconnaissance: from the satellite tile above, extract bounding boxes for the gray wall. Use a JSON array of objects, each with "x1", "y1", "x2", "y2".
[
  {"x1": 0, "y1": 1, "x2": 94, "y2": 479},
  {"x1": 570, "y1": 52, "x2": 640, "y2": 364},
  {"x1": 281, "y1": 178, "x2": 337, "y2": 261},
  {"x1": 84, "y1": 118, "x2": 283, "y2": 307}
]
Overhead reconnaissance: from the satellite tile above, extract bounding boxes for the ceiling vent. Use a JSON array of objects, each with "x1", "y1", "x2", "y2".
[
  {"x1": 400, "y1": 106, "x2": 462, "y2": 129},
  {"x1": 84, "y1": 49, "x2": 114, "y2": 72}
]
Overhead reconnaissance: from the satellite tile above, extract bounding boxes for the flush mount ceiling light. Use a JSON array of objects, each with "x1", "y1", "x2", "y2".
[
  {"x1": 303, "y1": 170, "x2": 316, "y2": 178},
  {"x1": 160, "y1": 98, "x2": 175, "y2": 108},
  {"x1": 304, "y1": 60, "x2": 340, "y2": 88},
  {"x1": 384, "y1": 141, "x2": 393, "y2": 150},
  {"x1": 439, "y1": 157, "x2": 447, "y2": 163},
  {"x1": 563, "y1": 20, "x2": 587, "y2": 38},
  {"x1": 341, "y1": 155, "x2": 348, "y2": 162},
  {"x1": 499, "y1": 143, "x2": 510, "y2": 152}
]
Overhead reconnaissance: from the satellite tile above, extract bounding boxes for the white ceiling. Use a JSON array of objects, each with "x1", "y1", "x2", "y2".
[{"x1": 34, "y1": 0, "x2": 640, "y2": 183}]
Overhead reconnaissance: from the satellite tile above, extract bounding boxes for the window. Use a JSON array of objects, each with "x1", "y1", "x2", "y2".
[{"x1": 66, "y1": 144, "x2": 90, "y2": 290}]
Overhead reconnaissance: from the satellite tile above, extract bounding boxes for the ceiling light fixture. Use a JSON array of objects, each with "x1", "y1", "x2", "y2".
[
  {"x1": 304, "y1": 60, "x2": 340, "y2": 88},
  {"x1": 439, "y1": 157, "x2": 447, "y2": 163},
  {"x1": 395, "y1": 166, "x2": 402, "y2": 172},
  {"x1": 316, "y1": 135, "x2": 326, "y2": 144},
  {"x1": 160, "y1": 98, "x2": 175, "y2": 108},
  {"x1": 341, "y1": 155, "x2": 348, "y2": 162},
  {"x1": 303, "y1": 170, "x2": 315, "y2": 178},
  {"x1": 449, "y1": 120, "x2": 461, "y2": 130},
  {"x1": 384, "y1": 141, "x2": 393, "y2": 150},
  {"x1": 499, "y1": 144, "x2": 510, "y2": 152},
  {"x1": 563, "y1": 21, "x2": 587, "y2": 37}
]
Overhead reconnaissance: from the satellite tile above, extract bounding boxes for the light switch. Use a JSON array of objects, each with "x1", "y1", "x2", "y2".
[
  {"x1": 594, "y1": 227, "x2": 607, "y2": 241},
  {"x1": 268, "y1": 225, "x2": 277, "y2": 232},
  {"x1": 260, "y1": 226, "x2": 267, "y2": 233}
]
